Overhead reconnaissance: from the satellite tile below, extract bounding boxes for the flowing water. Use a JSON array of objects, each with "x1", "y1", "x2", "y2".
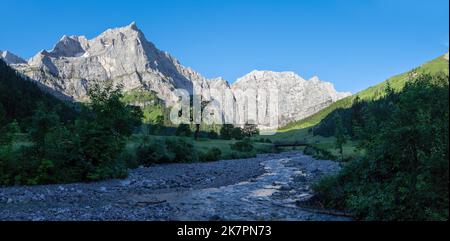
[{"x1": 0, "y1": 152, "x2": 351, "y2": 221}]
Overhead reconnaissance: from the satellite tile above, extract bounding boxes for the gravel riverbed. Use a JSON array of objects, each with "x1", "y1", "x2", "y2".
[{"x1": 0, "y1": 152, "x2": 350, "y2": 221}]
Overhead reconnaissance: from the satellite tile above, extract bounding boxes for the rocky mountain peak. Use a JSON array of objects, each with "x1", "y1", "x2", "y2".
[
  {"x1": 128, "y1": 21, "x2": 138, "y2": 31},
  {"x1": 6, "y1": 23, "x2": 351, "y2": 129},
  {"x1": 309, "y1": 76, "x2": 320, "y2": 82},
  {"x1": 232, "y1": 70, "x2": 306, "y2": 91},
  {"x1": 239, "y1": 70, "x2": 302, "y2": 82},
  {"x1": 231, "y1": 70, "x2": 351, "y2": 127},
  {"x1": 49, "y1": 35, "x2": 86, "y2": 58},
  {"x1": 209, "y1": 77, "x2": 230, "y2": 88},
  {"x1": 0, "y1": 50, "x2": 27, "y2": 65},
  {"x1": 9, "y1": 22, "x2": 210, "y2": 104}
]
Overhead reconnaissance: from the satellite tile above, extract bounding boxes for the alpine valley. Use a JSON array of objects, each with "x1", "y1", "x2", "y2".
[{"x1": 0, "y1": 19, "x2": 448, "y2": 222}]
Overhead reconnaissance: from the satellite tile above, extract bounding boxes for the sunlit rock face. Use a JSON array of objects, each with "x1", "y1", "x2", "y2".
[
  {"x1": 231, "y1": 70, "x2": 351, "y2": 127},
  {"x1": 9, "y1": 22, "x2": 211, "y2": 104},
  {"x1": 0, "y1": 50, "x2": 27, "y2": 65},
  {"x1": 5, "y1": 22, "x2": 350, "y2": 129}
]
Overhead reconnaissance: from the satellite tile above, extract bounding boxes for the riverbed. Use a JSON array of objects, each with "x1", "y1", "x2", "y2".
[{"x1": 0, "y1": 151, "x2": 350, "y2": 221}]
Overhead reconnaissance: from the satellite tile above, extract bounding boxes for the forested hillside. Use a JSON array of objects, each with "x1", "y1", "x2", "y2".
[
  {"x1": 0, "y1": 59, "x2": 77, "y2": 128},
  {"x1": 313, "y1": 72, "x2": 449, "y2": 220},
  {"x1": 280, "y1": 53, "x2": 449, "y2": 131}
]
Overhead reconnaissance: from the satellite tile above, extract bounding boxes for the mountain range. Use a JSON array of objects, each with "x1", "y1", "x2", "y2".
[{"x1": 1, "y1": 22, "x2": 351, "y2": 128}]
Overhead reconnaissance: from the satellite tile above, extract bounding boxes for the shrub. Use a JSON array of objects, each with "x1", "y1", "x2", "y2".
[
  {"x1": 242, "y1": 123, "x2": 259, "y2": 137},
  {"x1": 175, "y1": 124, "x2": 192, "y2": 137},
  {"x1": 200, "y1": 147, "x2": 222, "y2": 162},
  {"x1": 231, "y1": 140, "x2": 254, "y2": 152},
  {"x1": 303, "y1": 145, "x2": 337, "y2": 160},
  {"x1": 207, "y1": 130, "x2": 219, "y2": 139},
  {"x1": 119, "y1": 147, "x2": 139, "y2": 169},
  {"x1": 165, "y1": 138, "x2": 198, "y2": 163},
  {"x1": 137, "y1": 139, "x2": 174, "y2": 166},
  {"x1": 220, "y1": 124, "x2": 234, "y2": 140},
  {"x1": 231, "y1": 127, "x2": 244, "y2": 140}
]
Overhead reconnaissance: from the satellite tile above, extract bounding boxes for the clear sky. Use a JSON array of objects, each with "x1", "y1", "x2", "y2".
[{"x1": 1, "y1": 0, "x2": 448, "y2": 93}]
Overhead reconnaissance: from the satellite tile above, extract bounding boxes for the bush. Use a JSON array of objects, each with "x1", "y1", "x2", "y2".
[
  {"x1": 231, "y1": 127, "x2": 244, "y2": 140},
  {"x1": 0, "y1": 120, "x2": 20, "y2": 145},
  {"x1": 231, "y1": 140, "x2": 254, "y2": 152},
  {"x1": 137, "y1": 139, "x2": 174, "y2": 166},
  {"x1": 207, "y1": 130, "x2": 219, "y2": 139},
  {"x1": 118, "y1": 147, "x2": 139, "y2": 169},
  {"x1": 200, "y1": 147, "x2": 222, "y2": 162},
  {"x1": 220, "y1": 124, "x2": 234, "y2": 140},
  {"x1": 242, "y1": 123, "x2": 259, "y2": 137},
  {"x1": 303, "y1": 145, "x2": 316, "y2": 156},
  {"x1": 303, "y1": 145, "x2": 337, "y2": 160},
  {"x1": 165, "y1": 138, "x2": 198, "y2": 163},
  {"x1": 175, "y1": 124, "x2": 192, "y2": 137}
]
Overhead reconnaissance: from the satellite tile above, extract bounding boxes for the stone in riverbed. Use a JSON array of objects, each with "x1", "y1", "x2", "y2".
[
  {"x1": 209, "y1": 215, "x2": 222, "y2": 221},
  {"x1": 279, "y1": 185, "x2": 292, "y2": 191}
]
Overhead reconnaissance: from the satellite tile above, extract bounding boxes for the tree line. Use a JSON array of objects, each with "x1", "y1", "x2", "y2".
[{"x1": 313, "y1": 72, "x2": 449, "y2": 220}]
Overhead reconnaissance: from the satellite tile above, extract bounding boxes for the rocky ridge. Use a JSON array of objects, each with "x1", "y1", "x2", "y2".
[{"x1": 3, "y1": 22, "x2": 351, "y2": 128}]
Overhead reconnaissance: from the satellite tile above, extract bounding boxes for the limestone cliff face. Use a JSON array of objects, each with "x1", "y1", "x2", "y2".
[
  {"x1": 11, "y1": 22, "x2": 210, "y2": 104},
  {"x1": 5, "y1": 22, "x2": 351, "y2": 128},
  {"x1": 0, "y1": 51, "x2": 27, "y2": 65},
  {"x1": 231, "y1": 71, "x2": 351, "y2": 126}
]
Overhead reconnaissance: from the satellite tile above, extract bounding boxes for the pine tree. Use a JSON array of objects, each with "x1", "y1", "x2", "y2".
[{"x1": 334, "y1": 115, "x2": 347, "y2": 161}]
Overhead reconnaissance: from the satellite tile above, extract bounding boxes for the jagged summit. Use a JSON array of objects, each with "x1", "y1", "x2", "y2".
[
  {"x1": 11, "y1": 22, "x2": 209, "y2": 104},
  {"x1": 231, "y1": 70, "x2": 351, "y2": 126},
  {"x1": 242, "y1": 70, "x2": 301, "y2": 79},
  {"x1": 49, "y1": 35, "x2": 87, "y2": 58},
  {"x1": 7, "y1": 22, "x2": 351, "y2": 127},
  {"x1": 0, "y1": 50, "x2": 27, "y2": 65},
  {"x1": 128, "y1": 21, "x2": 138, "y2": 30},
  {"x1": 309, "y1": 76, "x2": 320, "y2": 82}
]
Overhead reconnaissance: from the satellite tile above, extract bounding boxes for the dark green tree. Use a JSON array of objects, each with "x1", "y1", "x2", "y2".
[
  {"x1": 315, "y1": 73, "x2": 449, "y2": 220},
  {"x1": 220, "y1": 124, "x2": 234, "y2": 140},
  {"x1": 334, "y1": 115, "x2": 347, "y2": 161},
  {"x1": 175, "y1": 123, "x2": 192, "y2": 137},
  {"x1": 0, "y1": 120, "x2": 20, "y2": 145},
  {"x1": 242, "y1": 123, "x2": 259, "y2": 137},
  {"x1": 29, "y1": 103, "x2": 60, "y2": 153},
  {"x1": 231, "y1": 127, "x2": 245, "y2": 140}
]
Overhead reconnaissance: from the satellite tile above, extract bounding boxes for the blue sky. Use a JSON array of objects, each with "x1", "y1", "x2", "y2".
[{"x1": 0, "y1": 0, "x2": 448, "y2": 93}]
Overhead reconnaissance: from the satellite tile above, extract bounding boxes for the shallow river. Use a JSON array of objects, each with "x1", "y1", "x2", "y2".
[{"x1": 0, "y1": 152, "x2": 350, "y2": 221}]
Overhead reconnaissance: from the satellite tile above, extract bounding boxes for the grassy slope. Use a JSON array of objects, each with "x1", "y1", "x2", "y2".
[{"x1": 279, "y1": 53, "x2": 449, "y2": 132}]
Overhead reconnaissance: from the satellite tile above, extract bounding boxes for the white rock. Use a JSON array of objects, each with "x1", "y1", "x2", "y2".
[
  {"x1": 6, "y1": 22, "x2": 351, "y2": 129},
  {"x1": 0, "y1": 50, "x2": 27, "y2": 64},
  {"x1": 231, "y1": 70, "x2": 351, "y2": 127}
]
